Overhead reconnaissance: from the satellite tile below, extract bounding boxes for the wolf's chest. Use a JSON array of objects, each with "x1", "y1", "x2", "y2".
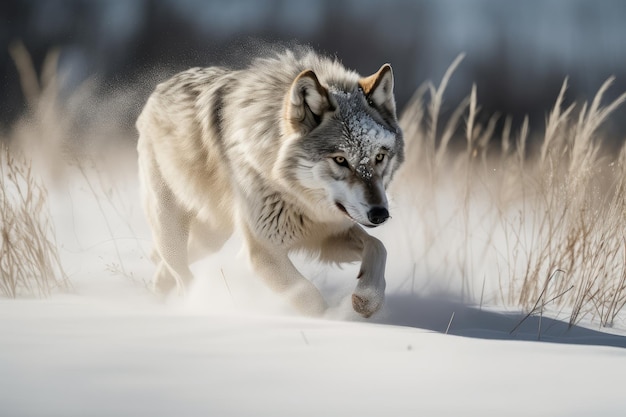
[{"x1": 252, "y1": 192, "x2": 310, "y2": 245}]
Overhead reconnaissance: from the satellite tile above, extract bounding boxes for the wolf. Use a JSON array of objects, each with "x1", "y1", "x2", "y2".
[{"x1": 136, "y1": 48, "x2": 404, "y2": 317}]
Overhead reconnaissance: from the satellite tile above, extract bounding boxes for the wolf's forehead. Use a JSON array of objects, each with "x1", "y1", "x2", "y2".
[{"x1": 331, "y1": 90, "x2": 396, "y2": 156}]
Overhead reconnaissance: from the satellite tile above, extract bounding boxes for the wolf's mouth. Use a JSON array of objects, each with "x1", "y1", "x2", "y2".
[
  {"x1": 335, "y1": 202, "x2": 356, "y2": 223},
  {"x1": 335, "y1": 202, "x2": 349, "y2": 216},
  {"x1": 335, "y1": 202, "x2": 373, "y2": 227},
  {"x1": 335, "y1": 202, "x2": 381, "y2": 228}
]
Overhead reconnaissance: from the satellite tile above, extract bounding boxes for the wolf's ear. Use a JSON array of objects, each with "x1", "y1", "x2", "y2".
[
  {"x1": 359, "y1": 64, "x2": 397, "y2": 120},
  {"x1": 286, "y1": 70, "x2": 334, "y2": 134}
]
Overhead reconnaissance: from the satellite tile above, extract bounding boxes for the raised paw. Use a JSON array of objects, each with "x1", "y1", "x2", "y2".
[{"x1": 352, "y1": 291, "x2": 383, "y2": 318}]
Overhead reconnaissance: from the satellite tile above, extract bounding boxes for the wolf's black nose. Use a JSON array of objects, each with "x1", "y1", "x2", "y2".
[{"x1": 367, "y1": 206, "x2": 389, "y2": 225}]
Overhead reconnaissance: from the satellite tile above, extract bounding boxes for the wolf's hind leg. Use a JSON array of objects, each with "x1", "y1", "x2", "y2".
[
  {"x1": 149, "y1": 193, "x2": 194, "y2": 295},
  {"x1": 187, "y1": 219, "x2": 233, "y2": 265},
  {"x1": 140, "y1": 155, "x2": 194, "y2": 295}
]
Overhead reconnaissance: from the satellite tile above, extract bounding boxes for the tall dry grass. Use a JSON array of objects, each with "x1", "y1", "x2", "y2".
[
  {"x1": 1, "y1": 43, "x2": 148, "y2": 297},
  {"x1": 397, "y1": 57, "x2": 626, "y2": 327},
  {"x1": 0, "y1": 43, "x2": 71, "y2": 297},
  {"x1": 0, "y1": 140, "x2": 70, "y2": 297}
]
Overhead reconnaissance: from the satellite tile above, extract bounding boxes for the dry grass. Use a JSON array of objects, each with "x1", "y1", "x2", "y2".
[
  {"x1": 1, "y1": 42, "x2": 148, "y2": 297},
  {"x1": 0, "y1": 141, "x2": 70, "y2": 297},
  {"x1": 0, "y1": 43, "x2": 71, "y2": 297},
  {"x1": 397, "y1": 57, "x2": 626, "y2": 327}
]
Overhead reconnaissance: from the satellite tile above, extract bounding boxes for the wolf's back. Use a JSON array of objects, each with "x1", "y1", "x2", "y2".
[{"x1": 136, "y1": 66, "x2": 231, "y2": 153}]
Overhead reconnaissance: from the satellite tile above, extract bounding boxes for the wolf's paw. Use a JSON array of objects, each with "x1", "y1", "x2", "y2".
[
  {"x1": 352, "y1": 288, "x2": 384, "y2": 318},
  {"x1": 153, "y1": 277, "x2": 178, "y2": 296},
  {"x1": 287, "y1": 286, "x2": 328, "y2": 317}
]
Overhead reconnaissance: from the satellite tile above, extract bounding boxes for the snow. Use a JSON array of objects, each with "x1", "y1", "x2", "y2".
[{"x1": 2, "y1": 156, "x2": 626, "y2": 417}]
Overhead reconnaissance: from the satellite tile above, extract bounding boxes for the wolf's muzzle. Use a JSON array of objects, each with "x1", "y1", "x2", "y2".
[{"x1": 367, "y1": 206, "x2": 389, "y2": 225}]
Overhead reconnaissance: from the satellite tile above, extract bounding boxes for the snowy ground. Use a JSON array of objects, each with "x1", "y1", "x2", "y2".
[{"x1": 2, "y1": 158, "x2": 626, "y2": 417}]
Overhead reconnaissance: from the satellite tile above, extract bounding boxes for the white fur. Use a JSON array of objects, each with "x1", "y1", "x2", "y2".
[{"x1": 136, "y1": 49, "x2": 404, "y2": 317}]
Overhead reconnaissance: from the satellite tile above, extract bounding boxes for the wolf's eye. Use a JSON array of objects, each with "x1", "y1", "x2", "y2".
[
  {"x1": 333, "y1": 156, "x2": 350, "y2": 168},
  {"x1": 375, "y1": 153, "x2": 386, "y2": 163}
]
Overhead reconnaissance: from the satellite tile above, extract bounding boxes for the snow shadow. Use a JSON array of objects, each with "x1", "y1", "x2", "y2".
[{"x1": 372, "y1": 293, "x2": 626, "y2": 349}]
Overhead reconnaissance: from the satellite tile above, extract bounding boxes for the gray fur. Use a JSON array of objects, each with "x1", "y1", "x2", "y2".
[{"x1": 136, "y1": 48, "x2": 403, "y2": 317}]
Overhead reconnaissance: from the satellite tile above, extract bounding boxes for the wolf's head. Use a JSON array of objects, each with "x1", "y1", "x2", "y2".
[{"x1": 279, "y1": 63, "x2": 404, "y2": 228}]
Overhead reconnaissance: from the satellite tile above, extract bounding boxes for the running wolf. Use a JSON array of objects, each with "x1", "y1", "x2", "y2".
[{"x1": 136, "y1": 48, "x2": 404, "y2": 317}]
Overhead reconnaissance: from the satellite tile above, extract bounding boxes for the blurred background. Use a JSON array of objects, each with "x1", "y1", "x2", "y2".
[{"x1": 2, "y1": 0, "x2": 626, "y2": 140}]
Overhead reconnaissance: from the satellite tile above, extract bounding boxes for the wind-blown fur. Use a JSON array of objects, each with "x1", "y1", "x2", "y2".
[{"x1": 136, "y1": 48, "x2": 404, "y2": 317}]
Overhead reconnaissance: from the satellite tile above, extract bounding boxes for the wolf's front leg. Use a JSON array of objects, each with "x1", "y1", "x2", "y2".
[
  {"x1": 244, "y1": 231, "x2": 328, "y2": 316},
  {"x1": 352, "y1": 234, "x2": 387, "y2": 318},
  {"x1": 320, "y1": 226, "x2": 387, "y2": 318}
]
